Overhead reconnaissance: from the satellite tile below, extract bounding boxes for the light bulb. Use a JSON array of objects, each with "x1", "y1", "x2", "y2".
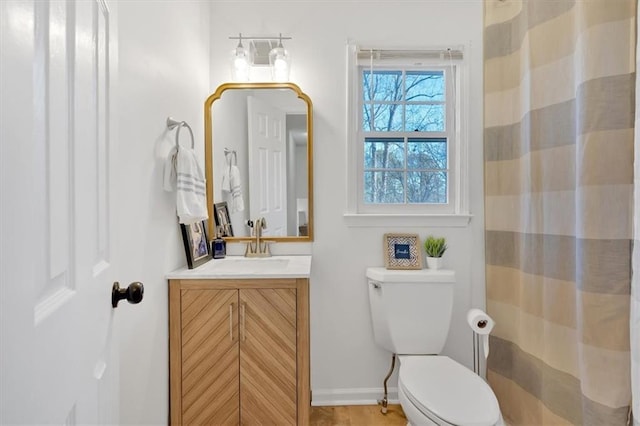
[
  {"x1": 231, "y1": 44, "x2": 250, "y2": 82},
  {"x1": 272, "y1": 56, "x2": 289, "y2": 82},
  {"x1": 269, "y1": 43, "x2": 290, "y2": 82},
  {"x1": 274, "y1": 56, "x2": 287, "y2": 70}
]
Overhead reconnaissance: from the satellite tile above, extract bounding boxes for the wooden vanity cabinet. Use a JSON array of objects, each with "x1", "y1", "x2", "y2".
[{"x1": 169, "y1": 278, "x2": 309, "y2": 426}]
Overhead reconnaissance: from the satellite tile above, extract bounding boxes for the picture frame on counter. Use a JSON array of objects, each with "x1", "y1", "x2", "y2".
[
  {"x1": 214, "y1": 201, "x2": 234, "y2": 237},
  {"x1": 180, "y1": 220, "x2": 212, "y2": 269}
]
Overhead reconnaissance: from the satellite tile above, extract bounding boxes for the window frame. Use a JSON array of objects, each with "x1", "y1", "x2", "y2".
[{"x1": 345, "y1": 43, "x2": 471, "y2": 227}]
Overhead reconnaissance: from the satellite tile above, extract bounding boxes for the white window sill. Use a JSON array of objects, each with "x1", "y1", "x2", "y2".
[{"x1": 343, "y1": 213, "x2": 472, "y2": 228}]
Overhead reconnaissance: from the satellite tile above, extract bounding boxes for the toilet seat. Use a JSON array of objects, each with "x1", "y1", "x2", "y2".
[{"x1": 398, "y1": 355, "x2": 501, "y2": 426}]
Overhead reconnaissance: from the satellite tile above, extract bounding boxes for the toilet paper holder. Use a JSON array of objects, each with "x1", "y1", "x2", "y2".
[
  {"x1": 467, "y1": 309, "x2": 494, "y2": 376},
  {"x1": 472, "y1": 332, "x2": 481, "y2": 375}
]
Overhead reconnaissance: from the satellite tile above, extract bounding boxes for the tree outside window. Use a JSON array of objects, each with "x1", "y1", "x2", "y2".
[{"x1": 361, "y1": 69, "x2": 449, "y2": 205}]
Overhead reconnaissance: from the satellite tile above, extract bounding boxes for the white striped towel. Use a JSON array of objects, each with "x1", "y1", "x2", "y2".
[
  {"x1": 163, "y1": 146, "x2": 178, "y2": 191},
  {"x1": 229, "y1": 165, "x2": 244, "y2": 213},
  {"x1": 164, "y1": 146, "x2": 208, "y2": 225}
]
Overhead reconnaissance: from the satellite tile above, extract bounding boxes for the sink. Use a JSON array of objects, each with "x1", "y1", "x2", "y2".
[{"x1": 210, "y1": 257, "x2": 290, "y2": 273}]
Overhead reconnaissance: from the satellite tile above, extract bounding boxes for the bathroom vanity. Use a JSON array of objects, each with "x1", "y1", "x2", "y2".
[{"x1": 167, "y1": 256, "x2": 311, "y2": 425}]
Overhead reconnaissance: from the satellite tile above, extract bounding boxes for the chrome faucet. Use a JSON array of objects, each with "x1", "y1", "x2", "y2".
[{"x1": 245, "y1": 217, "x2": 272, "y2": 257}]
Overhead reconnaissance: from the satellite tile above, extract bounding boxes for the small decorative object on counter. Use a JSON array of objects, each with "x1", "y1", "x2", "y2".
[
  {"x1": 212, "y1": 226, "x2": 227, "y2": 259},
  {"x1": 424, "y1": 235, "x2": 447, "y2": 270},
  {"x1": 214, "y1": 201, "x2": 234, "y2": 237},
  {"x1": 180, "y1": 220, "x2": 213, "y2": 269}
]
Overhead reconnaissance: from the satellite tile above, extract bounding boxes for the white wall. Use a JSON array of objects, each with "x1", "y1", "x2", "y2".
[
  {"x1": 209, "y1": 1, "x2": 485, "y2": 405},
  {"x1": 116, "y1": 2, "x2": 210, "y2": 424}
]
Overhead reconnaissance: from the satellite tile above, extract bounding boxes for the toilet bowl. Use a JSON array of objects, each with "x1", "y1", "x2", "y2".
[
  {"x1": 366, "y1": 267, "x2": 503, "y2": 426},
  {"x1": 398, "y1": 356, "x2": 503, "y2": 426}
]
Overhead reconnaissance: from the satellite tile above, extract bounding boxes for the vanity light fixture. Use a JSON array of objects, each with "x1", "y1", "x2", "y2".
[
  {"x1": 230, "y1": 33, "x2": 251, "y2": 82},
  {"x1": 269, "y1": 34, "x2": 291, "y2": 82},
  {"x1": 228, "y1": 33, "x2": 293, "y2": 82}
]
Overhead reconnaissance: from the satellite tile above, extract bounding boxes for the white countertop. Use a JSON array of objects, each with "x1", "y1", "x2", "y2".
[{"x1": 166, "y1": 255, "x2": 312, "y2": 279}]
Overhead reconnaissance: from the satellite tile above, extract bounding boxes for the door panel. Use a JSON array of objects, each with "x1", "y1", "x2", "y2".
[
  {"x1": 240, "y1": 288, "x2": 297, "y2": 425},
  {"x1": 181, "y1": 289, "x2": 240, "y2": 425},
  {"x1": 1, "y1": 0, "x2": 118, "y2": 423},
  {"x1": 247, "y1": 96, "x2": 288, "y2": 236}
]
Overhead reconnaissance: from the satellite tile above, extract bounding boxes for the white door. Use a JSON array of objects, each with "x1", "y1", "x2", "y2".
[
  {"x1": 1, "y1": 1, "x2": 126, "y2": 423},
  {"x1": 247, "y1": 95, "x2": 288, "y2": 236}
]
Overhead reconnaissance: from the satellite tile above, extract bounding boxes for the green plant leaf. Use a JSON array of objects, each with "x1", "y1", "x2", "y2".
[{"x1": 424, "y1": 235, "x2": 447, "y2": 257}]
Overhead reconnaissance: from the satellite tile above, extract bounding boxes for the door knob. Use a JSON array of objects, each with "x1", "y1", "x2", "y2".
[{"x1": 112, "y1": 281, "x2": 144, "y2": 308}]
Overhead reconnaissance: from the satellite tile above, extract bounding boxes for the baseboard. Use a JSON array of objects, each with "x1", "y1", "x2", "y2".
[{"x1": 311, "y1": 387, "x2": 399, "y2": 406}]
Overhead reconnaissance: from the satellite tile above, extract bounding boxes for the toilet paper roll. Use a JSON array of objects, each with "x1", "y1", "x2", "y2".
[{"x1": 467, "y1": 308, "x2": 495, "y2": 359}]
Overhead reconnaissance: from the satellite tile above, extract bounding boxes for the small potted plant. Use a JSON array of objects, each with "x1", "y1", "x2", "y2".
[{"x1": 424, "y1": 236, "x2": 447, "y2": 270}]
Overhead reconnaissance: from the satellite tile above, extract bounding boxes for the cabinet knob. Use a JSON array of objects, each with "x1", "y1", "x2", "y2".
[{"x1": 112, "y1": 281, "x2": 144, "y2": 308}]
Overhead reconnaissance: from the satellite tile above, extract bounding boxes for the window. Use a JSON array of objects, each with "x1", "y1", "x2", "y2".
[
  {"x1": 346, "y1": 45, "x2": 470, "y2": 225},
  {"x1": 364, "y1": 136, "x2": 448, "y2": 204}
]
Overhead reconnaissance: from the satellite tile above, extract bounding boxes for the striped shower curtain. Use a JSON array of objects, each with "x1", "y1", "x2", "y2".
[{"x1": 484, "y1": 1, "x2": 636, "y2": 424}]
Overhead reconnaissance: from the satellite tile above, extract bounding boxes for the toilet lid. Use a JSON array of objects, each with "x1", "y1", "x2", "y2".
[{"x1": 399, "y1": 356, "x2": 501, "y2": 426}]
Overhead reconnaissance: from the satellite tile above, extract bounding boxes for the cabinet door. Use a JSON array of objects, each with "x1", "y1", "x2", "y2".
[
  {"x1": 181, "y1": 288, "x2": 240, "y2": 425},
  {"x1": 240, "y1": 288, "x2": 297, "y2": 425}
]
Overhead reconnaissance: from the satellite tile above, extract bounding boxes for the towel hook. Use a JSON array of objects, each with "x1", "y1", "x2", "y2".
[
  {"x1": 166, "y1": 116, "x2": 195, "y2": 150},
  {"x1": 224, "y1": 148, "x2": 237, "y2": 166}
]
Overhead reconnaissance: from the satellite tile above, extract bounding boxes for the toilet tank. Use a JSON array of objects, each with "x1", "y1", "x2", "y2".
[{"x1": 367, "y1": 267, "x2": 455, "y2": 355}]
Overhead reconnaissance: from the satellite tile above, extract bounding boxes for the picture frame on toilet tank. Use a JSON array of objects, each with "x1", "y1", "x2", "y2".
[{"x1": 383, "y1": 233, "x2": 423, "y2": 270}]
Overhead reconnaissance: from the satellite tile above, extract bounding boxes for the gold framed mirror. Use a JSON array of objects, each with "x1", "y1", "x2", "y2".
[{"x1": 204, "y1": 82, "x2": 313, "y2": 242}]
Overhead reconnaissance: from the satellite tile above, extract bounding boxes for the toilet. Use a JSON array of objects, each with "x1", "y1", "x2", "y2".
[{"x1": 367, "y1": 267, "x2": 503, "y2": 426}]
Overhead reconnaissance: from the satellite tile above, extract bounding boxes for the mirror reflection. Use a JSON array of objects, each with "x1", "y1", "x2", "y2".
[{"x1": 205, "y1": 83, "x2": 313, "y2": 241}]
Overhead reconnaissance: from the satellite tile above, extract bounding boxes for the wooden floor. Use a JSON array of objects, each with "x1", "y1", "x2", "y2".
[{"x1": 310, "y1": 405, "x2": 406, "y2": 426}]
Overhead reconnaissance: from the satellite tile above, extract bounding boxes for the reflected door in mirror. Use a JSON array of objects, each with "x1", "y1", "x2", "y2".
[{"x1": 247, "y1": 96, "x2": 287, "y2": 236}]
